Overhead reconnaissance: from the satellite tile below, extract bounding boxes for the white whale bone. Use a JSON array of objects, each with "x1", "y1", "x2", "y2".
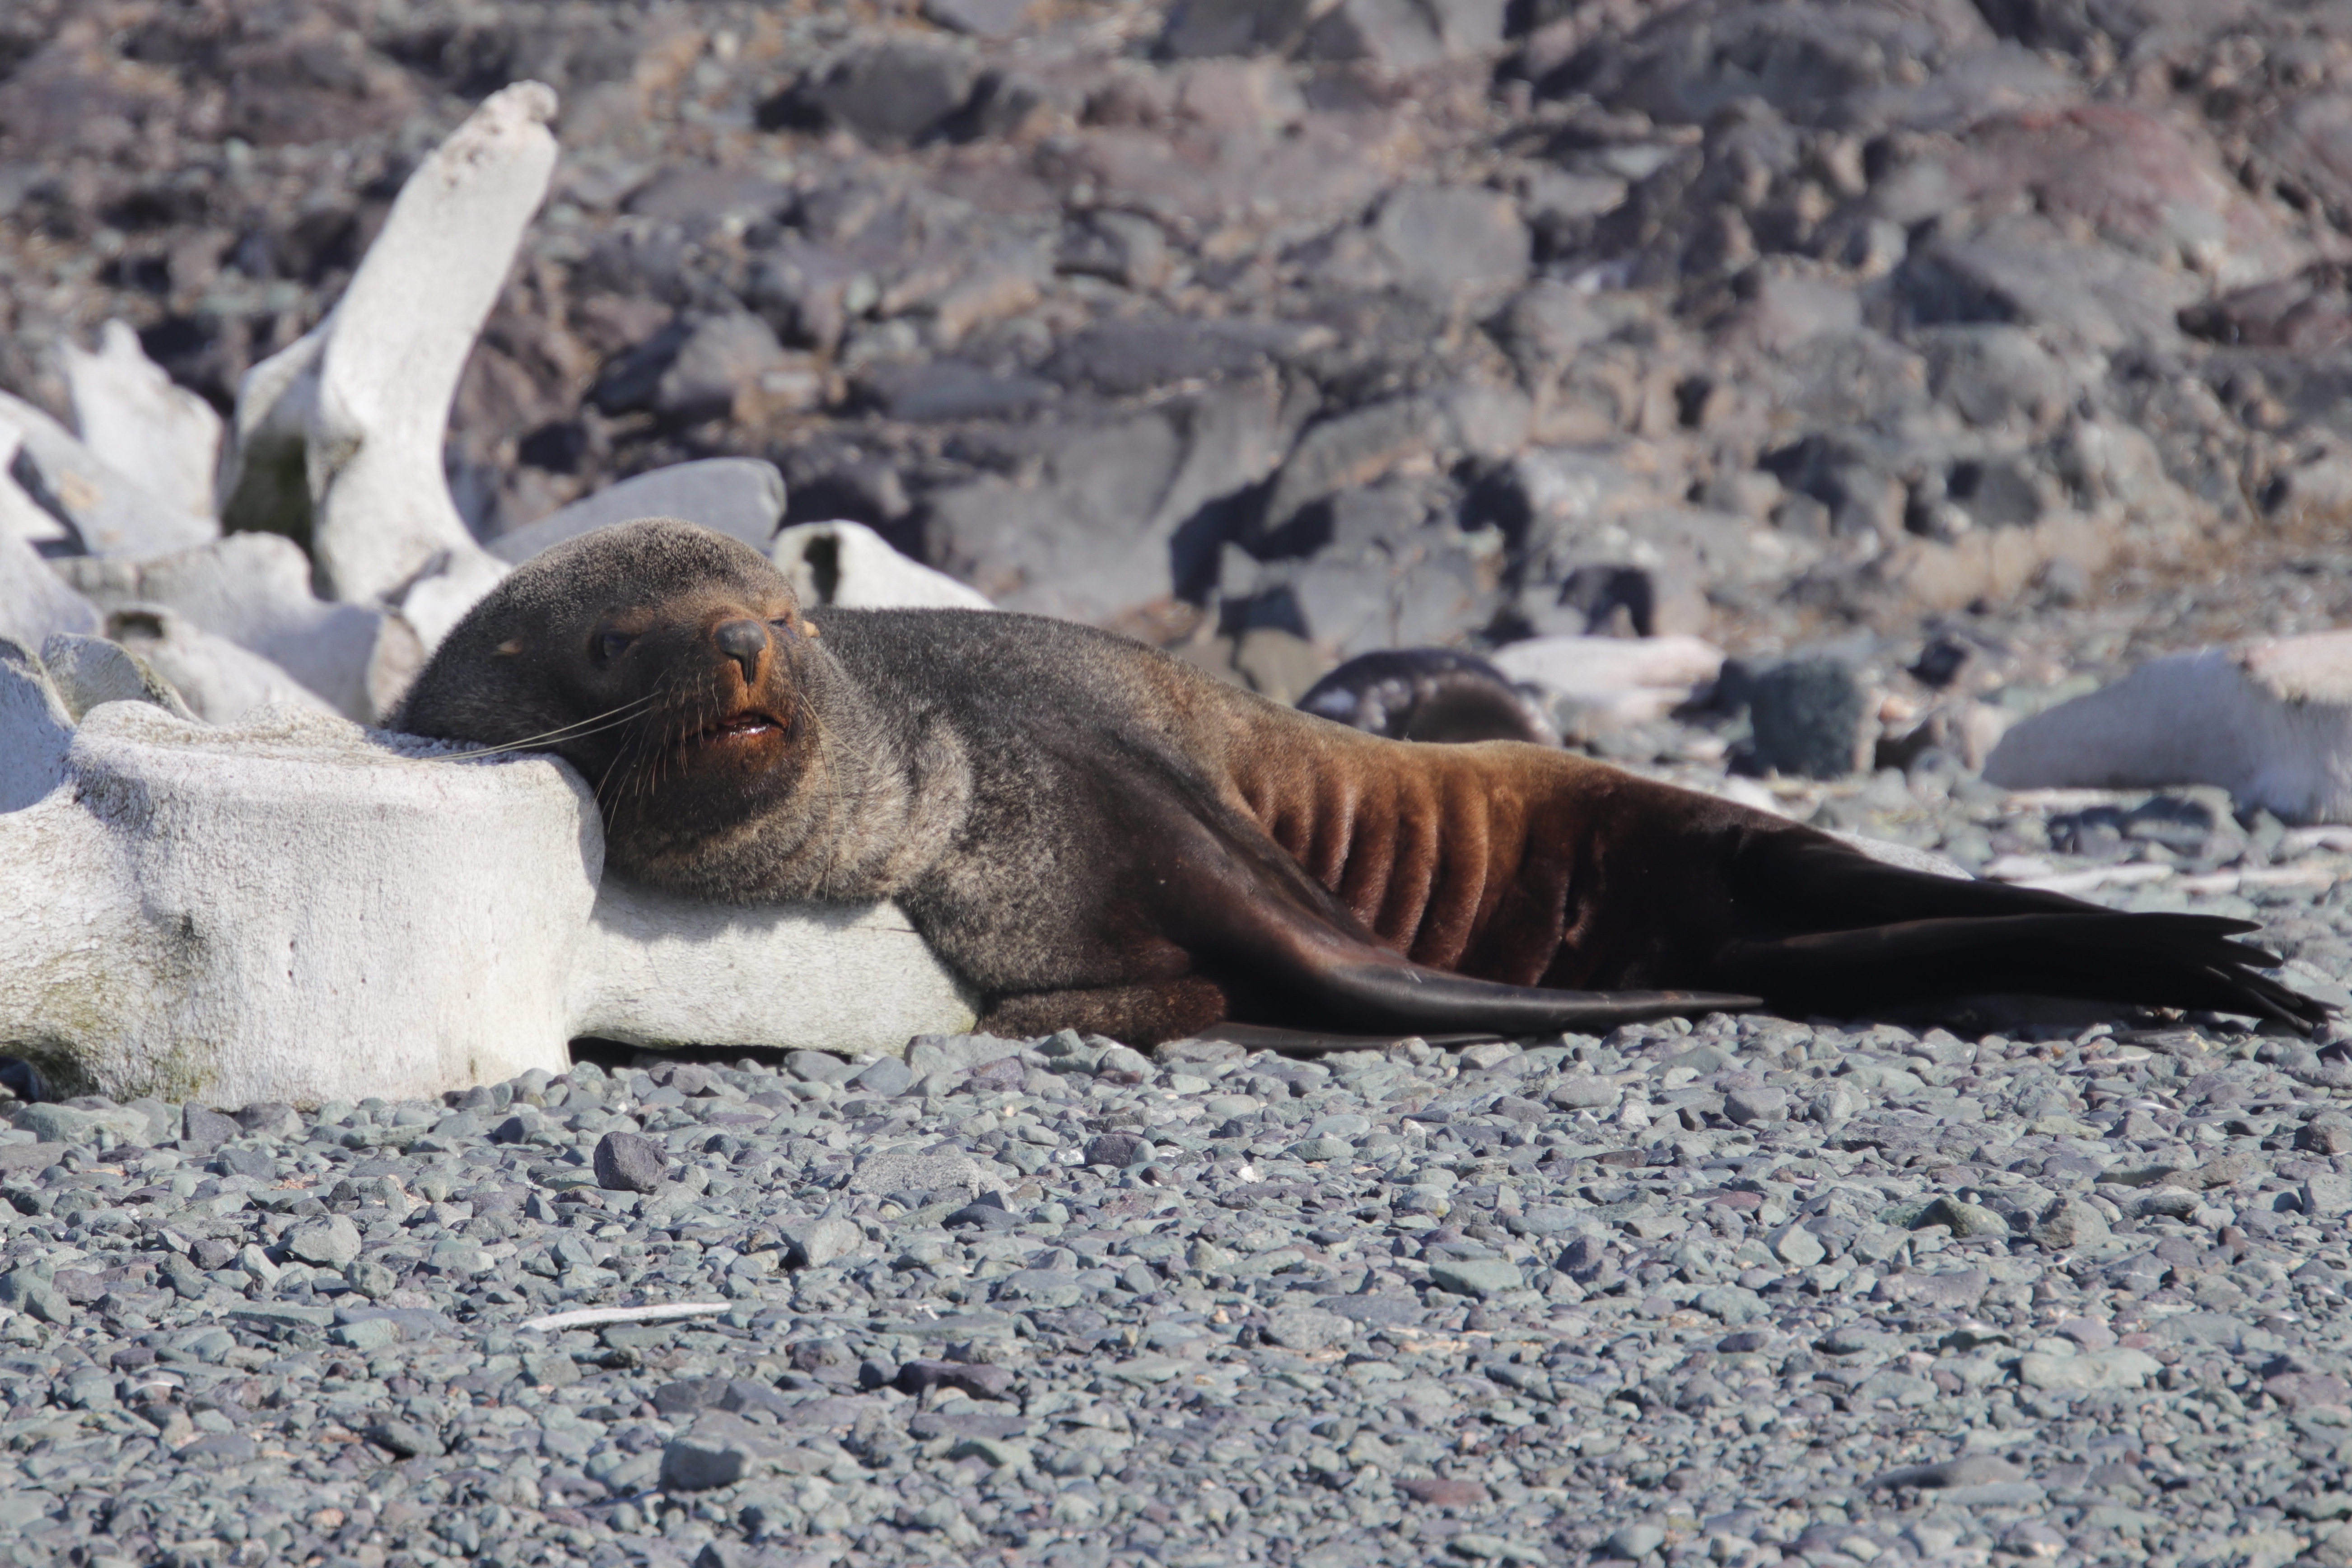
[
  {"x1": 0, "y1": 524, "x2": 100, "y2": 652},
  {"x1": 38, "y1": 632, "x2": 198, "y2": 723},
  {"x1": 53, "y1": 532, "x2": 421, "y2": 722},
  {"x1": 0, "y1": 667, "x2": 978, "y2": 1107},
  {"x1": 1983, "y1": 631, "x2": 2352, "y2": 824},
  {"x1": 221, "y1": 84, "x2": 560, "y2": 647},
  {"x1": 100, "y1": 605, "x2": 340, "y2": 724},
  {"x1": 1489, "y1": 634, "x2": 1726, "y2": 726},
  {"x1": 61, "y1": 319, "x2": 224, "y2": 520},
  {"x1": 771, "y1": 518, "x2": 997, "y2": 611},
  {"x1": 0, "y1": 388, "x2": 216, "y2": 560},
  {"x1": 0, "y1": 426, "x2": 75, "y2": 554}
]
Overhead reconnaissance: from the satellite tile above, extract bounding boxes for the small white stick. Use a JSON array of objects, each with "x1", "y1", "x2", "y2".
[{"x1": 518, "y1": 1301, "x2": 732, "y2": 1334}]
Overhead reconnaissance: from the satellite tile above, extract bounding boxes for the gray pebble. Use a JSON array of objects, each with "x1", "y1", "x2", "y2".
[{"x1": 594, "y1": 1129, "x2": 667, "y2": 1192}]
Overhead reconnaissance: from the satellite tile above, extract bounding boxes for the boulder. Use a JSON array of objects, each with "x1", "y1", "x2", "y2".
[
  {"x1": 492, "y1": 458, "x2": 789, "y2": 564},
  {"x1": 786, "y1": 41, "x2": 978, "y2": 146}
]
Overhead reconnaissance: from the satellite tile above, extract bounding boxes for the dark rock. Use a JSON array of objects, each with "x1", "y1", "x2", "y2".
[
  {"x1": 492, "y1": 458, "x2": 789, "y2": 563},
  {"x1": 653, "y1": 313, "x2": 796, "y2": 422},
  {"x1": 1743, "y1": 658, "x2": 1864, "y2": 780},
  {"x1": 1723, "y1": 1087, "x2": 1790, "y2": 1125},
  {"x1": 213, "y1": 1146, "x2": 275, "y2": 1180},
  {"x1": 946, "y1": 1197, "x2": 1023, "y2": 1231},
  {"x1": 1322, "y1": 1293, "x2": 1425, "y2": 1327},
  {"x1": 1056, "y1": 210, "x2": 1172, "y2": 291},
  {"x1": 1370, "y1": 184, "x2": 1530, "y2": 298},
  {"x1": 624, "y1": 167, "x2": 792, "y2": 226},
  {"x1": 859, "y1": 359, "x2": 1055, "y2": 423},
  {"x1": 1306, "y1": 0, "x2": 1507, "y2": 70},
  {"x1": 594, "y1": 1130, "x2": 667, "y2": 1193},
  {"x1": 662, "y1": 1427, "x2": 751, "y2": 1491},
  {"x1": 180, "y1": 1105, "x2": 240, "y2": 1154},
  {"x1": 897, "y1": 1359, "x2": 1016, "y2": 1400},
  {"x1": 1299, "y1": 649, "x2": 1554, "y2": 744},
  {"x1": 1163, "y1": 0, "x2": 1317, "y2": 58},
  {"x1": 589, "y1": 318, "x2": 695, "y2": 414},
  {"x1": 1083, "y1": 1132, "x2": 1151, "y2": 1167},
  {"x1": 922, "y1": 0, "x2": 1041, "y2": 39},
  {"x1": 786, "y1": 42, "x2": 979, "y2": 147}
]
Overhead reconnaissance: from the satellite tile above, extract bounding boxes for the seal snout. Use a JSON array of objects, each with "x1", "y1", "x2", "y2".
[{"x1": 713, "y1": 617, "x2": 769, "y2": 684}]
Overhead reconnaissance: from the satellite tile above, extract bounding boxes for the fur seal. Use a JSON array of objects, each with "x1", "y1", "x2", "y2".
[
  {"x1": 393, "y1": 520, "x2": 2324, "y2": 1043},
  {"x1": 1297, "y1": 649, "x2": 1559, "y2": 747}
]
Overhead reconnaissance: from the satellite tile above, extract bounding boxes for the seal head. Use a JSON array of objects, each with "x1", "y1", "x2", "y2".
[{"x1": 392, "y1": 520, "x2": 842, "y2": 891}]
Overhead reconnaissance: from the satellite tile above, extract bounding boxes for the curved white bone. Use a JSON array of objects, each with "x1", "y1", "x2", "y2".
[
  {"x1": 222, "y1": 84, "x2": 560, "y2": 649},
  {"x1": 1985, "y1": 631, "x2": 2352, "y2": 824}
]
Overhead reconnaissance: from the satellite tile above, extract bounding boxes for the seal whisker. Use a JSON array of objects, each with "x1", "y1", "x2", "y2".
[{"x1": 427, "y1": 690, "x2": 669, "y2": 761}]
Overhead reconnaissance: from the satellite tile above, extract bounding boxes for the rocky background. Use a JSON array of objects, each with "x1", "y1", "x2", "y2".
[
  {"x1": 9, "y1": 0, "x2": 2352, "y2": 720},
  {"x1": 22, "y1": 5, "x2": 2352, "y2": 1568}
]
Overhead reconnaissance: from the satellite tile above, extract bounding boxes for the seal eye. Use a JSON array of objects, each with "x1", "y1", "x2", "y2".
[
  {"x1": 594, "y1": 630, "x2": 635, "y2": 664},
  {"x1": 768, "y1": 617, "x2": 797, "y2": 640}
]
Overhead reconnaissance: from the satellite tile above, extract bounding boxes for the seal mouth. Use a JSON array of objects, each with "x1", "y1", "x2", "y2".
[{"x1": 685, "y1": 710, "x2": 787, "y2": 751}]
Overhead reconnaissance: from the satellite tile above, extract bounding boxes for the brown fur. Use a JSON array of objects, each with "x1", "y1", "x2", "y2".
[{"x1": 395, "y1": 520, "x2": 2324, "y2": 1044}]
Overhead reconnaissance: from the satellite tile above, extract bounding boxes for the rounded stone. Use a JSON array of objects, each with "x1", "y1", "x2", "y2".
[{"x1": 594, "y1": 1129, "x2": 667, "y2": 1193}]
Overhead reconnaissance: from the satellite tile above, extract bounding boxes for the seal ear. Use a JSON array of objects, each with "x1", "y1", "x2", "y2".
[{"x1": 495, "y1": 638, "x2": 525, "y2": 657}]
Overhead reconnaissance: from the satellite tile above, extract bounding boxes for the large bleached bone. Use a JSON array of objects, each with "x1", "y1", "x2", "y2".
[
  {"x1": 1489, "y1": 634, "x2": 1726, "y2": 728},
  {"x1": 0, "y1": 426, "x2": 77, "y2": 555},
  {"x1": 1984, "y1": 631, "x2": 2352, "y2": 824},
  {"x1": 220, "y1": 83, "x2": 560, "y2": 648},
  {"x1": 771, "y1": 518, "x2": 997, "y2": 610},
  {"x1": 61, "y1": 319, "x2": 225, "y2": 520},
  {"x1": 0, "y1": 650, "x2": 977, "y2": 1106},
  {"x1": 0, "y1": 527, "x2": 100, "y2": 652},
  {"x1": 99, "y1": 607, "x2": 341, "y2": 724},
  {"x1": 0, "y1": 387, "x2": 217, "y2": 559},
  {"x1": 55, "y1": 532, "x2": 421, "y2": 722}
]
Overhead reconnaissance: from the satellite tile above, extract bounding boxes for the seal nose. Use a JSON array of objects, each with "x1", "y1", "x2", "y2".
[{"x1": 713, "y1": 618, "x2": 768, "y2": 685}]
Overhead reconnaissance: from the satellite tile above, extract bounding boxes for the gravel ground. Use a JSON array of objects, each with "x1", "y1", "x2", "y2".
[{"x1": 6, "y1": 765, "x2": 2352, "y2": 1568}]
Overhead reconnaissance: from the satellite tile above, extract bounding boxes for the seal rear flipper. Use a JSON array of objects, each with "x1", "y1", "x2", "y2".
[
  {"x1": 1302, "y1": 962, "x2": 1758, "y2": 1034},
  {"x1": 1712, "y1": 911, "x2": 2327, "y2": 1030}
]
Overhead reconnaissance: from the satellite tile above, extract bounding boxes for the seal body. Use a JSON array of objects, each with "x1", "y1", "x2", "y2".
[{"x1": 395, "y1": 520, "x2": 2323, "y2": 1043}]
